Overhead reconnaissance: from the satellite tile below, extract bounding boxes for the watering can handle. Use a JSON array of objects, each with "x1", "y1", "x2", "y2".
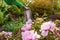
[{"x1": 4, "y1": 0, "x2": 25, "y2": 8}]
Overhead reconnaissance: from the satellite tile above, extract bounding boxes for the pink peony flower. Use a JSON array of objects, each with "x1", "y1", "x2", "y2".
[
  {"x1": 2, "y1": 31, "x2": 12, "y2": 38},
  {"x1": 40, "y1": 21, "x2": 55, "y2": 36},
  {"x1": 40, "y1": 21, "x2": 55, "y2": 31},
  {"x1": 41, "y1": 31, "x2": 48, "y2": 36},
  {"x1": 26, "y1": 19, "x2": 32, "y2": 24},
  {"x1": 21, "y1": 30, "x2": 40, "y2": 40},
  {"x1": 21, "y1": 19, "x2": 32, "y2": 31},
  {"x1": 21, "y1": 24, "x2": 32, "y2": 31},
  {"x1": 4, "y1": 32, "x2": 12, "y2": 38}
]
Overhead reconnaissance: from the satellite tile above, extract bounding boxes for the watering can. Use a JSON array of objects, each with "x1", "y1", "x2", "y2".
[{"x1": 4, "y1": 0, "x2": 32, "y2": 21}]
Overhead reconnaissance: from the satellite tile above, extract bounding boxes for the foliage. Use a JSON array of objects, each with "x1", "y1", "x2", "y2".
[
  {"x1": 54, "y1": 0, "x2": 60, "y2": 11},
  {"x1": 0, "y1": 0, "x2": 11, "y2": 25},
  {"x1": 28, "y1": 0, "x2": 54, "y2": 19},
  {"x1": 2, "y1": 17, "x2": 25, "y2": 32},
  {"x1": 7, "y1": 5, "x2": 24, "y2": 16},
  {"x1": 0, "y1": 0, "x2": 24, "y2": 25},
  {"x1": 0, "y1": 11, "x2": 4, "y2": 24},
  {"x1": 32, "y1": 18, "x2": 44, "y2": 31}
]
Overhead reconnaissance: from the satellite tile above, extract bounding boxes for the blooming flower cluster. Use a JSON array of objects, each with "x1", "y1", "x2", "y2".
[
  {"x1": 0, "y1": 31, "x2": 12, "y2": 38},
  {"x1": 3, "y1": 31, "x2": 12, "y2": 38},
  {"x1": 21, "y1": 19, "x2": 32, "y2": 31},
  {"x1": 21, "y1": 30, "x2": 40, "y2": 40},
  {"x1": 21, "y1": 19, "x2": 40, "y2": 40},
  {"x1": 40, "y1": 21, "x2": 59, "y2": 37},
  {"x1": 21, "y1": 19, "x2": 60, "y2": 40}
]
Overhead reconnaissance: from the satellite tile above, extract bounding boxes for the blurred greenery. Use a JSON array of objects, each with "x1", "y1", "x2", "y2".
[
  {"x1": 7, "y1": 5, "x2": 24, "y2": 16},
  {"x1": 0, "y1": 11, "x2": 4, "y2": 24},
  {"x1": 2, "y1": 17, "x2": 25, "y2": 32},
  {"x1": 28, "y1": 0, "x2": 54, "y2": 19},
  {"x1": 0, "y1": 0, "x2": 60, "y2": 40},
  {"x1": 32, "y1": 18, "x2": 44, "y2": 31}
]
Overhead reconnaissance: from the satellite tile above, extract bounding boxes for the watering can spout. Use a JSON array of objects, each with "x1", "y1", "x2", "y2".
[
  {"x1": 4, "y1": 0, "x2": 32, "y2": 21},
  {"x1": 24, "y1": 7, "x2": 32, "y2": 21}
]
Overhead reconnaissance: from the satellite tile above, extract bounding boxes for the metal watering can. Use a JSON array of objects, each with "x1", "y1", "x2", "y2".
[{"x1": 4, "y1": 0, "x2": 32, "y2": 21}]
